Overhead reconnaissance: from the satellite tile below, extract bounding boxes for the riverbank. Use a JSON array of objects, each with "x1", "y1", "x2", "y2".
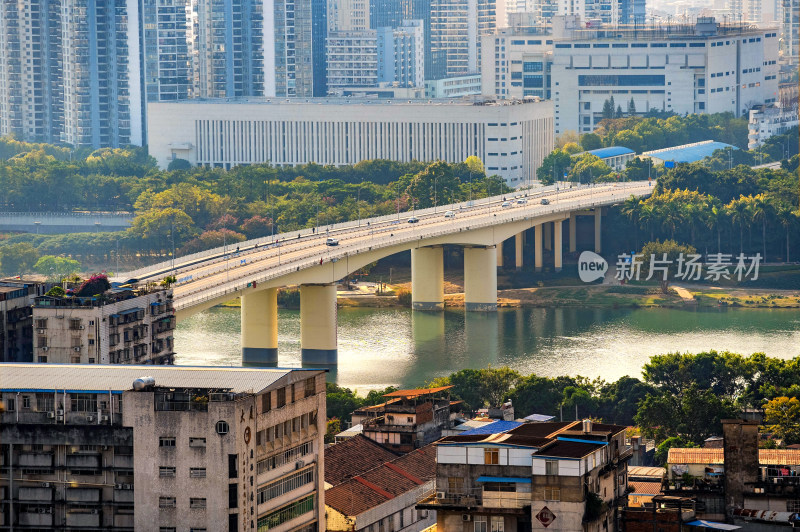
[{"x1": 215, "y1": 283, "x2": 800, "y2": 309}]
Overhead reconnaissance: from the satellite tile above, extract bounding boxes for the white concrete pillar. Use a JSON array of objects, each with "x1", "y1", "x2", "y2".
[
  {"x1": 569, "y1": 213, "x2": 577, "y2": 253},
  {"x1": 594, "y1": 209, "x2": 602, "y2": 254},
  {"x1": 300, "y1": 283, "x2": 338, "y2": 364},
  {"x1": 241, "y1": 288, "x2": 279, "y2": 365},
  {"x1": 497, "y1": 240, "x2": 504, "y2": 268},
  {"x1": 534, "y1": 224, "x2": 543, "y2": 272},
  {"x1": 411, "y1": 246, "x2": 444, "y2": 310},
  {"x1": 554, "y1": 220, "x2": 563, "y2": 272},
  {"x1": 544, "y1": 222, "x2": 552, "y2": 251},
  {"x1": 464, "y1": 246, "x2": 497, "y2": 312},
  {"x1": 515, "y1": 233, "x2": 524, "y2": 270}
]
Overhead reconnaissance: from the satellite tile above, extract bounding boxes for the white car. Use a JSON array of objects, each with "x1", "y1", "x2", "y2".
[
  {"x1": 407, "y1": 216, "x2": 420, "y2": 223},
  {"x1": 516, "y1": 198, "x2": 528, "y2": 205},
  {"x1": 444, "y1": 210, "x2": 455, "y2": 218},
  {"x1": 325, "y1": 238, "x2": 339, "y2": 246},
  {"x1": 501, "y1": 201, "x2": 512, "y2": 208}
]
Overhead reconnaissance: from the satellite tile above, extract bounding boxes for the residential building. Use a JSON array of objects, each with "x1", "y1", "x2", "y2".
[
  {"x1": 430, "y1": 0, "x2": 497, "y2": 76},
  {"x1": 351, "y1": 386, "x2": 457, "y2": 452},
  {"x1": 32, "y1": 285, "x2": 176, "y2": 365},
  {"x1": 480, "y1": 28, "x2": 553, "y2": 100},
  {"x1": 0, "y1": 364, "x2": 326, "y2": 532},
  {"x1": 417, "y1": 419, "x2": 631, "y2": 532},
  {"x1": 0, "y1": 281, "x2": 46, "y2": 363},
  {"x1": 369, "y1": 0, "x2": 439, "y2": 79},
  {"x1": 147, "y1": 97, "x2": 555, "y2": 186},
  {"x1": 325, "y1": 434, "x2": 400, "y2": 486},
  {"x1": 747, "y1": 105, "x2": 799, "y2": 148},
  {"x1": 620, "y1": 495, "x2": 700, "y2": 531},
  {"x1": 779, "y1": 0, "x2": 799, "y2": 64},
  {"x1": 326, "y1": 444, "x2": 437, "y2": 532},
  {"x1": 377, "y1": 20, "x2": 425, "y2": 87},
  {"x1": 142, "y1": 0, "x2": 193, "y2": 102},
  {"x1": 329, "y1": 0, "x2": 371, "y2": 31},
  {"x1": 626, "y1": 466, "x2": 665, "y2": 507},
  {"x1": 327, "y1": 31, "x2": 380, "y2": 90},
  {"x1": 425, "y1": 74, "x2": 483, "y2": 97},
  {"x1": 0, "y1": 0, "x2": 144, "y2": 148},
  {"x1": 641, "y1": 140, "x2": 738, "y2": 165},
  {"x1": 575, "y1": 146, "x2": 636, "y2": 170}
]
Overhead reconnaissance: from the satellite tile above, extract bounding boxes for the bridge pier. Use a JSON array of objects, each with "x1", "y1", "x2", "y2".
[
  {"x1": 300, "y1": 284, "x2": 338, "y2": 365},
  {"x1": 411, "y1": 246, "x2": 444, "y2": 310},
  {"x1": 515, "y1": 233, "x2": 524, "y2": 270},
  {"x1": 594, "y1": 209, "x2": 602, "y2": 253},
  {"x1": 241, "y1": 288, "x2": 279, "y2": 366},
  {"x1": 534, "y1": 224, "x2": 543, "y2": 272},
  {"x1": 554, "y1": 220, "x2": 563, "y2": 272},
  {"x1": 464, "y1": 246, "x2": 497, "y2": 312},
  {"x1": 497, "y1": 241, "x2": 504, "y2": 268},
  {"x1": 569, "y1": 213, "x2": 577, "y2": 253},
  {"x1": 544, "y1": 222, "x2": 552, "y2": 251}
]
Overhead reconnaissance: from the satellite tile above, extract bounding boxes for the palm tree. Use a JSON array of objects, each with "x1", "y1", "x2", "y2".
[
  {"x1": 776, "y1": 205, "x2": 799, "y2": 262},
  {"x1": 620, "y1": 195, "x2": 641, "y2": 249},
  {"x1": 638, "y1": 202, "x2": 658, "y2": 241},
  {"x1": 726, "y1": 196, "x2": 751, "y2": 254},
  {"x1": 705, "y1": 200, "x2": 725, "y2": 254},
  {"x1": 749, "y1": 194, "x2": 772, "y2": 261}
]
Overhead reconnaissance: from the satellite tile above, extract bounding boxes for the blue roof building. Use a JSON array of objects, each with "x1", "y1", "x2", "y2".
[
  {"x1": 574, "y1": 145, "x2": 636, "y2": 171},
  {"x1": 643, "y1": 140, "x2": 738, "y2": 165}
]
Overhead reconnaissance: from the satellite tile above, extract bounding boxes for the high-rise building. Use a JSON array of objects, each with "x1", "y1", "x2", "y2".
[
  {"x1": 326, "y1": 31, "x2": 379, "y2": 89},
  {"x1": 0, "y1": 0, "x2": 144, "y2": 148},
  {"x1": 377, "y1": 20, "x2": 425, "y2": 87},
  {"x1": 0, "y1": 364, "x2": 327, "y2": 532},
  {"x1": 780, "y1": 0, "x2": 799, "y2": 64},
  {"x1": 142, "y1": 0, "x2": 193, "y2": 102},
  {"x1": 329, "y1": 0, "x2": 371, "y2": 30},
  {"x1": 430, "y1": 0, "x2": 497, "y2": 76}
]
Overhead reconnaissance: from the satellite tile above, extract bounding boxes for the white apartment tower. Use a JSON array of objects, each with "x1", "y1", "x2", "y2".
[
  {"x1": 431, "y1": 0, "x2": 498, "y2": 76},
  {"x1": 377, "y1": 20, "x2": 425, "y2": 87}
]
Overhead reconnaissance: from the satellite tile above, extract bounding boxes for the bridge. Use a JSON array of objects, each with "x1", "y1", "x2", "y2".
[{"x1": 120, "y1": 181, "x2": 654, "y2": 365}]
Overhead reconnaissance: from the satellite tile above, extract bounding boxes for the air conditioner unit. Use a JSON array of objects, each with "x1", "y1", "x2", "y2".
[
  {"x1": 79, "y1": 325, "x2": 85, "y2": 330},
  {"x1": 38, "y1": 508, "x2": 47, "y2": 514},
  {"x1": 91, "y1": 509, "x2": 99, "y2": 514},
  {"x1": 87, "y1": 415, "x2": 95, "y2": 422},
  {"x1": 436, "y1": 492, "x2": 446, "y2": 499},
  {"x1": 101, "y1": 416, "x2": 109, "y2": 422},
  {"x1": 56, "y1": 414, "x2": 64, "y2": 421},
  {"x1": 73, "y1": 347, "x2": 81, "y2": 352},
  {"x1": 124, "y1": 484, "x2": 133, "y2": 490},
  {"x1": 41, "y1": 346, "x2": 48, "y2": 351},
  {"x1": 295, "y1": 460, "x2": 304, "y2": 470},
  {"x1": 41, "y1": 483, "x2": 51, "y2": 488},
  {"x1": 115, "y1": 484, "x2": 124, "y2": 490},
  {"x1": 37, "y1": 329, "x2": 46, "y2": 334},
  {"x1": 462, "y1": 514, "x2": 472, "y2": 522},
  {"x1": 47, "y1": 412, "x2": 56, "y2": 419}
]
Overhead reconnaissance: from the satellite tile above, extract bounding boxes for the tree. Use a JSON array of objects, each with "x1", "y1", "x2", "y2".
[
  {"x1": 654, "y1": 436, "x2": 696, "y2": 466},
  {"x1": 167, "y1": 158, "x2": 192, "y2": 171},
  {"x1": 763, "y1": 397, "x2": 800, "y2": 444},
  {"x1": 639, "y1": 239, "x2": 697, "y2": 293},
  {"x1": 749, "y1": 193, "x2": 772, "y2": 261},
  {"x1": 536, "y1": 149, "x2": 572, "y2": 185},
  {"x1": 775, "y1": 206, "x2": 799, "y2": 262},
  {"x1": 75, "y1": 273, "x2": 111, "y2": 297},
  {"x1": 0, "y1": 242, "x2": 40, "y2": 277},
  {"x1": 725, "y1": 196, "x2": 752, "y2": 254},
  {"x1": 33, "y1": 255, "x2": 81, "y2": 281},
  {"x1": 627, "y1": 98, "x2": 637, "y2": 116},
  {"x1": 616, "y1": 105, "x2": 624, "y2": 119},
  {"x1": 429, "y1": 367, "x2": 521, "y2": 413},
  {"x1": 567, "y1": 153, "x2": 613, "y2": 183},
  {"x1": 602, "y1": 97, "x2": 616, "y2": 120},
  {"x1": 325, "y1": 382, "x2": 363, "y2": 423},
  {"x1": 580, "y1": 133, "x2": 603, "y2": 151}
]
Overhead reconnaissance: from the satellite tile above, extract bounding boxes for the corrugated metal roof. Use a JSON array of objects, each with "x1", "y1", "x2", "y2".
[
  {"x1": 668, "y1": 448, "x2": 800, "y2": 466},
  {"x1": 643, "y1": 141, "x2": 737, "y2": 163},
  {"x1": 588, "y1": 146, "x2": 635, "y2": 158},
  {"x1": 383, "y1": 385, "x2": 453, "y2": 398},
  {"x1": 0, "y1": 363, "x2": 316, "y2": 394},
  {"x1": 524, "y1": 413, "x2": 556, "y2": 422},
  {"x1": 629, "y1": 481, "x2": 663, "y2": 495},
  {"x1": 460, "y1": 420, "x2": 522, "y2": 436},
  {"x1": 629, "y1": 466, "x2": 666, "y2": 478}
]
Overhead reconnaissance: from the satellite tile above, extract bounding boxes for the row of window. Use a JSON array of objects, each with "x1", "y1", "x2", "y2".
[
  {"x1": 255, "y1": 411, "x2": 318, "y2": 447},
  {"x1": 159, "y1": 497, "x2": 206, "y2": 509},
  {"x1": 257, "y1": 494, "x2": 315, "y2": 532},
  {"x1": 257, "y1": 467, "x2": 314, "y2": 505},
  {"x1": 159, "y1": 436, "x2": 206, "y2": 448},
  {"x1": 158, "y1": 466, "x2": 206, "y2": 478},
  {"x1": 261, "y1": 378, "x2": 316, "y2": 412},
  {"x1": 257, "y1": 441, "x2": 313, "y2": 475}
]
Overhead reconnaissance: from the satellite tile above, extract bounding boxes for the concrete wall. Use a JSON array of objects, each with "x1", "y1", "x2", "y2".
[{"x1": 0, "y1": 212, "x2": 133, "y2": 234}]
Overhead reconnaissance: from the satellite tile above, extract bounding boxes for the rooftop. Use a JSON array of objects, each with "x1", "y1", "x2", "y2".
[
  {"x1": 383, "y1": 385, "x2": 453, "y2": 398},
  {"x1": 629, "y1": 481, "x2": 664, "y2": 496},
  {"x1": 642, "y1": 140, "x2": 738, "y2": 163},
  {"x1": 438, "y1": 420, "x2": 628, "y2": 449},
  {"x1": 0, "y1": 363, "x2": 317, "y2": 394},
  {"x1": 324, "y1": 434, "x2": 399, "y2": 487},
  {"x1": 533, "y1": 439, "x2": 606, "y2": 459},
  {"x1": 629, "y1": 466, "x2": 667, "y2": 478},
  {"x1": 153, "y1": 97, "x2": 543, "y2": 108},
  {"x1": 325, "y1": 445, "x2": 436, "y2": 516},
  {"x1": 460, "y1": 420, "x2": 523, "y2": 436},
  {"x1": 587, "y1": 146, "x2": 635, "y2": 159},
  {"x1": 668, "y1": 447, "x2": 800, "y2": 465}
]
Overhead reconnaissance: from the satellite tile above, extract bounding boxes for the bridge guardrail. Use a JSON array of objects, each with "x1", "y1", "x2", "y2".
[{"x1": 171, "y1": 182, "x2": 653, "y2": 311}]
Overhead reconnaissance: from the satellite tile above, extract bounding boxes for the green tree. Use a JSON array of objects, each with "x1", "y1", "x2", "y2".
[
  {"x1": 0, "y1": 242, "x2": 40, "y2": 276},
  {"x1": 654, "y1": 436, "x2": 696, "y2": 466},
  {"x1": 536, "y1": 149, "x2": 572, "y2": 185},
  {"x1": 567, "y1": 153, "x2": 612, "y2": 183},
  {"x1": 33, "y1": 255, "x2": 82, "y2": 281},
  {"x1": 580, "y1": 133, "x2": 603, "y2": 151},
  {"x1": 167, "y1": 158, "x2": 192, "y2": 171},
  {"x1": 627, "y1": 98, "x2": 637, "y2": 116},
  {"x1": 602, "y1": 97, "x2": 616, "y2": 120},
  {"x1": 325, "y1": 382, "x2": 363, "y2": 423},
  {"x1": 763, "y1": 396, "x2": 800, "y2": 444}
]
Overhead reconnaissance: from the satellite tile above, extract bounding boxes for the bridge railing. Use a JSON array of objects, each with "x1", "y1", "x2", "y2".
[
  {"x1": 172, "y1": 182, "x2": 653, "y2": 311},
  {"x1": 119, "y1": 181, "x2": 648, "y2": 282}
]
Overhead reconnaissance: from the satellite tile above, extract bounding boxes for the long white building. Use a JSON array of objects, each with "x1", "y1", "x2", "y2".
[{"x1": 148, "y1": 98, "x2": 554, "y2": 185}]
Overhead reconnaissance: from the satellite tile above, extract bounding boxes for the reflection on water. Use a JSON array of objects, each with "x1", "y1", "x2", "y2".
[{"x1": 175, "y1": 306, "x2": 800, "y2": 391}]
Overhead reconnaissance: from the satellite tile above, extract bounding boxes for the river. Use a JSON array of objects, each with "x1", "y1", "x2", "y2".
[{"x1": 174, "y1": 306, "x2": 800, "y2": 391}]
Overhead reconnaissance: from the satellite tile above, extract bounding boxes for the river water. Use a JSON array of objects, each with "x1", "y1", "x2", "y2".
[{"x1": 174, "y1": 306, "x2": 800, "y2": 390}]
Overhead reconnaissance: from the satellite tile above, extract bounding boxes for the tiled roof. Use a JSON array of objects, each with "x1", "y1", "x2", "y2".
[
  {"x1": 667, "y1": 448, "x2": 800, "y2": 466},
  {"x1": 0, "y1": 363, "x2": 314, "y2": 394},
  {"x1": 629, "y1": 466, "x2": 666, "y2": 478},
  {"x1": 324, "y1": 435, "x2": 399, "y2": 486},
  {"x1": 325, "y1": 445, "x2": 436, "y2": 516},
  {"x1": 629, "y1": 481, "x2": 663, "y2": 495},
  {"x1": 383, "y1": 385, "x2": 453, "y2": 398}
]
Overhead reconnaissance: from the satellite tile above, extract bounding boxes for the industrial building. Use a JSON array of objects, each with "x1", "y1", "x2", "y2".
[
  {"x1": 147, "y1": 97, "x2": 554, "y2": 186},
  {"x1": 0, "y1": 364, "x2": 327, "y2": 532}
]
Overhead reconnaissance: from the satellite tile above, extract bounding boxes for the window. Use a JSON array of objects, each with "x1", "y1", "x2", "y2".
[
  {"x1": 159, "y1": 437, "x2": 176, "y2": 447},
  {"x1": 216, "y1": 420, "x2": 229, "y2": 435},
  {"x1": 190, "y1": 498, "x2": 207, "y2": 509},
  {"x1": 22, "y1": 396, "x2": 30, "y2": 409},
  {"x1": 305, "y1": 377, "x2": 315, "y2": 398},
  {"x1": 229, "y1": 454, "x2": 238, "y2": 478},
  {"x1": 545, "y1": 460, "x2": 559, "y2": 475},
  {"x1": 544, "y1": 486, "x2": 561, "y2": 500},
  {"x1": 262, "y1": 392, "x2": 272, "y2": 412},
  {"x1": 485, "y1": 448, "x2": 499, "y2": 465},
  {"x1": 5, "y1": 397, "x2": 15, "y2": 411},
  {"x1": 277, "y1": 387, "x2": 286, "y2": 408},
  {"x1": 256, "y1": 441, "x2": 313, "y2": 475},
  {"x1": 484, "y1": 482, "x2": 516, "y2": 492},
  {"x1": 70, "y1": 393, "x2": 97, "y2": 412},
  {"x1": 578, "y1": 74, "x2": 664, "y2": 86},
  {"x1": 37, "y1": 393, "x2": 54, "y2": 412},
  {"x1": 229, "y1": 483, "x2": 238, "y2": 508},
  {"x1": 159, "y1": 466, "x2": 176, "y2": 477},
  {"x1": 257, "y1": 468, "x2": 314, "y2": 504},
  {"x1": 159, "y1": 496, "x2": 176, "y2": 508},
  {"x1": 35, "y1": 319, "x2": 47, "y2": 329},
  {"x1": 474, "y1": 516, "x2": 487, "y2": 532},
  {"x1": 190, "y1": 468, "x2": 207, "y2": 478},
  {"x1": 256, "y1": 494, "x2": 315, "y2": 530},
  {"x1": 448, "y1": 477, "x2": 464, "y2": 494},
  {"x1": 491, "y1": 516, "x2": 504, "y2": 532},
  {"x1": 787, "y1": 500, "x2": 800, "y2": 513}
]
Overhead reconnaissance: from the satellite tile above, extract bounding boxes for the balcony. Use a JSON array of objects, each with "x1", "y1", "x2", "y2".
[
  {"x1": 417, "y1": 488, "x2": 530, "y2": 514},
  {"x1": 19, "y1": 512, "x2": 53, "y2": 527}
]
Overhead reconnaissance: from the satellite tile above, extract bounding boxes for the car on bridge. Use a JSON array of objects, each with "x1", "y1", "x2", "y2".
[
  {"x1": 501, "y1": 201, "x2": 512, "y2": 208},
  {"x1": 541, "y1": 198, "x2": 550, "y2": 205},
  {"x1": 408, "y1": 216, "x2": 420, "y2": 223},
  {"x1": 444, "y1": 210, "x2": 455, "y2": 218},
  {"x1": 516, "y1": 198, "x2": 528, "y2": 205},
  {"x1": 326, "y1": 238, "x2": 339, "y2": 246}
]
